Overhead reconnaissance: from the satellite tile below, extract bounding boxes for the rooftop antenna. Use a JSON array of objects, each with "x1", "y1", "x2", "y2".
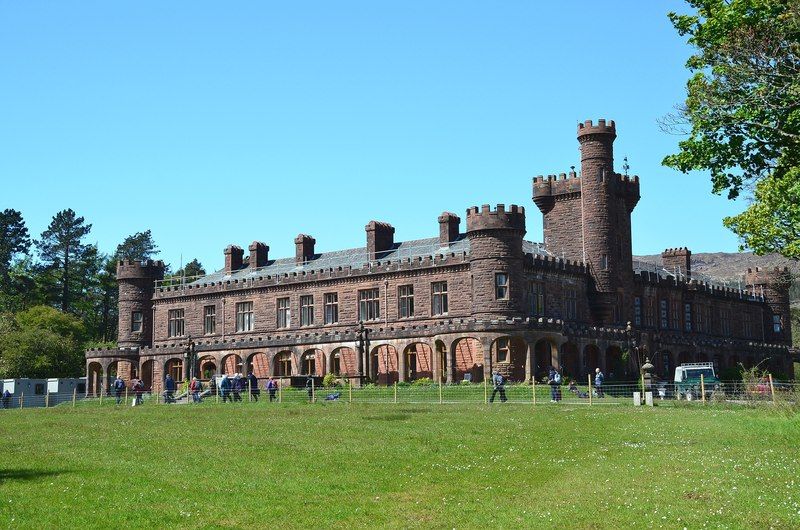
[{"x1": 622, "y1": 156, "x2": 630, "y2": 177}]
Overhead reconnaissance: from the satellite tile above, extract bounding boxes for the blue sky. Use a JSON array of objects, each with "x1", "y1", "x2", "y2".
[{"x1": 0, "y1": 1, "x2": 749, "y2": 272}]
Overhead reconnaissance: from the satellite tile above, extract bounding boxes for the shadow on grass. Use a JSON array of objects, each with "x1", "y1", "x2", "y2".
[{"x1": 0, "y1": 468, "x2": 73, "y2": 483}]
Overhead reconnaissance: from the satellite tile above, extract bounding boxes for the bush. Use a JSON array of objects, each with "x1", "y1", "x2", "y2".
[
  {"x1": 459, "y1": 379, "x2": 472, "y2": 385},
  {"x1": 322, "y1": 373, "x2": 338, "y2": 388},
  {"x1": 411, "y1": 377, "x2": 434, "y2": 386}
]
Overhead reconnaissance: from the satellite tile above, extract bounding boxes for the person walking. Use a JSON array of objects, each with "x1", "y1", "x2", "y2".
[
  {"x1": 233, "y1": 374, "x2": 243, "y2": 402},
  {"x1": 133, "y1": 378, "x2": 145, "y2": 405},
  {"x1": 220, "y1": 374, "x2": 232, "y2": 403},
  {"x1": 306, "y1": 375, "x2": 314, "y2": 402},
  {"x1": 190, "y1": 377, "x2": 202, "y2": 403},
  {"x1": 247, "y1": 371, "x2": 260, "y2": 402},
  {"x1": 2, "y1": 389, "x2": 11, "y2": 409},
  {"x1": 164, "y1": 374, "x2": 176, "y2": 403},
  {"x1": 548, "y1": 367, "x2": 562, "y2": 402},
  {"x1": 266, "y1": 377, "x2": 278, "y2": 402},
  {"x1": 594, "y1": 367, "x2": 605, "y2": 398},
  {"x1": 113, "y1": 375, "x2": 126, "y2": 405},
  {"x1": 489, "y1": 370, "x2": 507, "y2": 403}
]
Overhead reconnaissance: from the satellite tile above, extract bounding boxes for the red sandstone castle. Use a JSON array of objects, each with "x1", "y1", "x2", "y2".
[{"x1": 86, "y1": 120, "x2": 794, "y2": 393}]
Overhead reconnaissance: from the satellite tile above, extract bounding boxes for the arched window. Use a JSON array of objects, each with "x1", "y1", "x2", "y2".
[{"x1": 274, "y1": 352, "x2": 292, "y2": 377}]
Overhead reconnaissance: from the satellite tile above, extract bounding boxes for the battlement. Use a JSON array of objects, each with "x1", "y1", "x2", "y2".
[
  {"x1": 465, "y1": 204, "x2": 526, "y2": 232},
  {"x1": 116, "y1": 259, "x2": 166, "y2": 280},
  {"x1": 577, "y1": 119, "x2": 616, "y2": 139},
  {"x1": 532, "y1": 171, "x2": 639, "y2": 206}
]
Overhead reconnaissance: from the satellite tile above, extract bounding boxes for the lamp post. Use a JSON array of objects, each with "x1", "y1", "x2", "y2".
[
  {"x1": 626, "y1": 321, "x2": 643, "y2": 378},
  {"x1": 355, "y1": 321, "x2": 371, "y2": 385}
]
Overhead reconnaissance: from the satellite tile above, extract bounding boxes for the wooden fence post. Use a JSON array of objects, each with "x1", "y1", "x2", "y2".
[
  {"x1": 700, "y1": 374, "x2": 706, "y2": 404},
  {"x1": 394, "y1": 381, "x2": 398, "y2": 404},
  {"x1": 125, "y1": 387, "x2": 129, "y2": 406},
  {"x1": 279, "y1": 380, "x2": 283, "y2": 403},
  {"x1": 20, "y1": 392, "x2": 24, "y2": 409},
  {"x1": 248, "y1": 380, "x2": 252, "y2": 403},
  {"x1": 45, "y1": 392, "x2": 49, "y2": 408},
  {"x1": 588, "y1": 375, "x2": 592, "y2": 406},
  {"x1": 483, "y1": 377, "x2": 488, "y2": 404},
  {"x1": 72, "y1": 388, "x2": 77, "y2": 408},
  {"x1": 768, "y1": 374, "x2": 776, "y2": 403},
  {"x1": 532, "y1": 378, "x2": 536, "y2": 405},
  {"x1": 438, "y1": 379, "x2": 443, "y2": 404},
  {"x1": 349, "y1": 380, "x2": 353, "y2": 403},
  {"x1": 99, "y1": 385, "x2": 103, "y2": 406}
]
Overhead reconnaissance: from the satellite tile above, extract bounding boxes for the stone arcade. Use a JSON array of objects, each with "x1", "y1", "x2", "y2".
[{"x1": 86, "y1": 120, "x2": 794, "y2": 394}]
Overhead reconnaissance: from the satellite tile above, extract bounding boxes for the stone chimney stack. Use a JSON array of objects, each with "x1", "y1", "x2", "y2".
[
  {"x1": 249, "y1": 241, "x2": 269, "y2": 269},
  {"x1": 366, "y1": 221, "x2": 395, "y2": 260},
  {"x1": 295, "y1": 234, "x2": 316, "y2": 264},
  {"x1": 438, "y1": 212, "x2": 460, "y2": 246},
  {"x1": 224, "y1": 245, "x2": 244, "y2": 273}
]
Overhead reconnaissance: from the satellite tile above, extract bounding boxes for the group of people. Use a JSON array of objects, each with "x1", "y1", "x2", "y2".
[
  {"x1": 216, "y1": 372, "x2": 260, "y2": 403},
  {"x1": 489, "y1": 367, "x2": 606, "y2": 403},
  {"x1": 111, "y1": 375, "x2": 146, "y2": 405}
]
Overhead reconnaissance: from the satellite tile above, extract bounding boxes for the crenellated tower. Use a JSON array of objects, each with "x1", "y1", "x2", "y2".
[
  {"x1": 533, "y1": 119, "x2": 640, "y2": 324},
  {"x1": 465, "y1": 204, "x2": 527, "y2": 318},
  {"x1": 117, "y1": 259, "x2": 165, "y2": 350},
  {"x1": 745, "y1": 267, "x2": 793, "y2": 345}
]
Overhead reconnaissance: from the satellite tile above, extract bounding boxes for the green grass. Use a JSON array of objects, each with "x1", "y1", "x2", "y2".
[{"x1": 1, "y1": 402, "x2": 799, "y2": 528}]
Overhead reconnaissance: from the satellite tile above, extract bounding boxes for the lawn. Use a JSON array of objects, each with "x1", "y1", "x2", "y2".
[{"x1": 1, "y1": 401, "x2": 799, "y2": 528}]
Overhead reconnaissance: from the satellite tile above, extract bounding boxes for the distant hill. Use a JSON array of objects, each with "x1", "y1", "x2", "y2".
[{"x1": 633, "y1": 252, "x2": 799, "y2": 304}]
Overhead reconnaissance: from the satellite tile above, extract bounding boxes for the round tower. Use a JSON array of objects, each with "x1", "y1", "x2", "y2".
[
  {"x1": 465, "y1": 204, "x2": 526, "y2": 318},
  {"x1": 745, "y1": 266, "x2": 793, "y2": 345},
  {"x1": 117, "y1": 259, "x2": 165, "y2": 350}
]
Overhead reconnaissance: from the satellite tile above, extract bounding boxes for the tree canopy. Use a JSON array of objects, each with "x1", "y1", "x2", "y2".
[
  {"x1": 36, "y1": 209, "x2": 93, "y2": 312},
  {"x1": 114, "y1": 230, "x2": 159, "y2": 261},
  {"x1": 663, "y1": 0, "x2": 800, "y2": 259}
]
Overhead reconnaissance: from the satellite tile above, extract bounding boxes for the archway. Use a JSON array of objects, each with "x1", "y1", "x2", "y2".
[
  {"x1": 87, "y1": 362, "x2": 103, "y2": 396},
  {"x1": 605, "y1": 345, "x2": 625, "y2": 380},
  {"x1": 222, "y1": 354, "x2": 243, "y2": 376},
  {"x1": 106, "y1": 361, "x2": 119, "y2": 392},
  {"x1": 560, "y1": 342, "x2": 579, "y2": 379},
  {"x1": 330, "y1": 347, "x2": 357, "y2": 376},
  {"x1": 140, "y1": 360, "x2": 155, "y2": 391},
  {"x1": 371, "y1": 345, "x2": 398, "y2": 385},
  {"x1": 197, "y1": 356, "x2": 217, "y2": 380},
  {"x1": 453, "y1": 337, "x2": 483, "y2": 383},
  {"x1": 491, "y1": 337, "x2": 527, "y2": 382},
  {"x1": 164, "y1": 358, "x2": 184, "y2": 383},
  {"x1": 533, "y1": 339, "x2": 553, "y2": 381},
  {"x1": 247, "y1": 353, "x2": 269, "y2": 379},
  {"x1": 273, "y1": 351, "x2": 293, "y2": 377},
  {"x1": 403, "y1": 343, "x2": 433, "y2": 381},
  {"x1": 301, "y1": 349, "x2": 324, "y2": 376},
  {"x1": 584, "y1": 344, "x2": 600, "y2": 376}
]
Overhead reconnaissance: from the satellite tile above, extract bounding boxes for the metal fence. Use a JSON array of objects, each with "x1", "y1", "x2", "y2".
[{"x1": 2, "y1": 379, "x2": 798, "y2": 410}]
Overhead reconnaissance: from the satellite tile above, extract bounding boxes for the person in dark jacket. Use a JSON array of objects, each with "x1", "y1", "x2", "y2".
[
  {"x1": 548, "y1": 367, "x2": 562, "y2": 402},
  {"x1": 113, "y1": 375, "x2": 126, "y2": 404},
  {"x1": 233, "y1": 374, "x2": 243, "y2": 402},
  {"x1": 306, "y1": 375, "x2": 314, "y2": 402},
  {"x1": 266, "y1": 377, "x2": 278, "y2": 402},
  {"x1": 247, "y1": 372, "x2": 260, "y2": 402},
  {"x1": 489, "y1": 371, "x2": 507, "y2": 403},
  {"x1": 2, "y1": 389, "x2": 11, "y2": 409},
  {"x1": 164, "y1": 374, "x2": 176, "y2": 403},
  {"x1": 594, "y1": 368, "x2": 605, "y2": 398},
  {"x1": 220, "y1": 374, "x2": 232, "y2": 402},
  {"x1": 133, "y1": 378, "x2": 145, "y2": 405}
]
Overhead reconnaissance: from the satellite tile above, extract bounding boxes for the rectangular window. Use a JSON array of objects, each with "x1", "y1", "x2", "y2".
[
  {"x1": 496, "y1": 337, "x2": 510, "y2": 363},
  {"x1": 167, "y1": 309, "x2": 185, "y2": 338},
  {"x1": 671, "y1": 300, "x2": 680, "y2": 331},
  {"x1": 431, "y1": 281, "x2": 448, "y2": 316},
  {"x1": 495, "y1": 273, "x2": 509, "y2": 300},
  {"x1": 684, "y1": 303, "x2": 692, "y2": 333},
  {"x1": 660, "y1": 299, "x2": 668, "y2": 330},
  {"x1": 277, "y1": 297, "x2": 290, "y2": 328},
  {"x1": 601, "y1": 254, "x2": 608, "y2": 270},
  {"x1": 235, "y1": 301, "x2": 254, "y2": 332},
  {"x1": 720, "y1": 309, "x2": 731, "y2": 335},
  {"x1": 634, "y1": 297, "x2": 642, "y2": 327},
  {"x1": 203, "y1": 305, "x2": 216, "y2": 335},
  {"x1": 398, "y1": 285, "x2": 414, "y2": 318},
  {"x1": 565, "y1": 288, "x2": 577, "y2": 320},
  {"x1": 694, "y1": 304, "x2": 704, "y2": 333},
  {"x1": 300, "y1": 295, "x2": 314, "y2": 326},
  {"x1": 324, "y1": 293, "x2": 338, "y2": 325},
  {"x1": 743, "y1": 312, "x2": 752, "y2": 338},
  {"x1": 528, "y1": 281, "x2": 545, "y2": 316},
  {"x1": 773, "y1": 314, "x2": 782, "y2": 333},
  {"x1": 358, "y1": 288, "x2": 380, "y2": 322},
  {"x1": 644, "y1": 297, "x2": 655, "y2": 328},
  {"x1": 131, "y1": 311, "x2": 143, "y2": 332}
]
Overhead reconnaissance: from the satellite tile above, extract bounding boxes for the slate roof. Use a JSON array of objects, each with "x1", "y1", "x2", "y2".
[{"x1": 189, "y1": 235, "x2": 550, "y2": 285}]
